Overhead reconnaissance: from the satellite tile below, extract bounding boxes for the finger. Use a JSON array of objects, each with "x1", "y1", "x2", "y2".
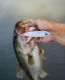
[
  {"x1": 33, "y1": 37, "x2": 41, "y2": 42},
  {"x1": 39, "y1": 35, "x2": 54, "y2": 42},
  {"x1": 25, "y1": 20, "x2": 36, "y2": 32},
  {"x1": 34, "y1": 35, "x2": 54, "y2": 42},
  {"x1": 25, "y1": 26, "x2": 36, "y2": 32}
]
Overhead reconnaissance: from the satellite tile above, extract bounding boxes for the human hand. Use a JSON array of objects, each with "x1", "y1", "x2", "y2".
[
  {"x1": 15, "y1": 19, "x2": 65, "y2": 45},
  {"x1": 25, "y1": 19, "x2": 54, "y2": 43}
]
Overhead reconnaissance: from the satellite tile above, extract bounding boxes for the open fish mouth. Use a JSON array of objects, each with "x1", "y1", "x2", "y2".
[
  {"x1": 14, "y1": 20, "x2": 36, "y2": 55},
  {"x1": 14, "y1": 19, "x2": 39, "y2": 45}
]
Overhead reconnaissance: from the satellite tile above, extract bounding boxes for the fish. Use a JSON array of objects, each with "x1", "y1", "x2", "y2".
[{"x1": 13, "y1": 20, "x2": 48, "y2": 80}]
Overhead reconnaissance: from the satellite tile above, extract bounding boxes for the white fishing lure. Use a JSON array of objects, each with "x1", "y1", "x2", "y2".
[{"x1": 22, "y1": 31, "x2": 51, "y2": 37}]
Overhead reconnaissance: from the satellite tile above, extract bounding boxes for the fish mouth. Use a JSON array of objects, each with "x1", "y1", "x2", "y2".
[
  {"x1": 15, "y1": 20, "x2": 35, "y2": 47},
  {"x1": 15, "y1": 20, "x2": 35, "y2": 43}
]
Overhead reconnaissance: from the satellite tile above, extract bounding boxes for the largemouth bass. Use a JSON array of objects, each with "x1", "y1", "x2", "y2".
[{"x1": 13, "y1": 20, "x2": 48, "y2": 80}]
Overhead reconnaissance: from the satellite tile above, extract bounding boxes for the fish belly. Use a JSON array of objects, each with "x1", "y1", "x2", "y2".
[
  {"x1": 32, "y1": 45, "x2": 42, "y2": 71},
  {"x1": 25, "y1": 44, "x2": 42, "y2": 80}
]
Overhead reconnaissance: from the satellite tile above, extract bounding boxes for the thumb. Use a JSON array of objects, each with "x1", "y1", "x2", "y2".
[
  {"x1": 34, "y1": 19, "x2": 52, "y2": 31},
  {"x1": 34, "y1": 34, "x2": 54, "y2": 43},
  {"x1": 39, "y1": 35, "x2": 54, "y2": 42}
]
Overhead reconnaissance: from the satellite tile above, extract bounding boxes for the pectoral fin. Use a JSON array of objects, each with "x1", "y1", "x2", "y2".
[
  {"x1": 39, "y1": 48, "x2": 47, "y2": 60},
  {"x1": 16, "y1": 66, "x2": 24, "y2": 79},
  {"x1": 39, "y1": 70, "x2": 48, "y2": 79}
]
